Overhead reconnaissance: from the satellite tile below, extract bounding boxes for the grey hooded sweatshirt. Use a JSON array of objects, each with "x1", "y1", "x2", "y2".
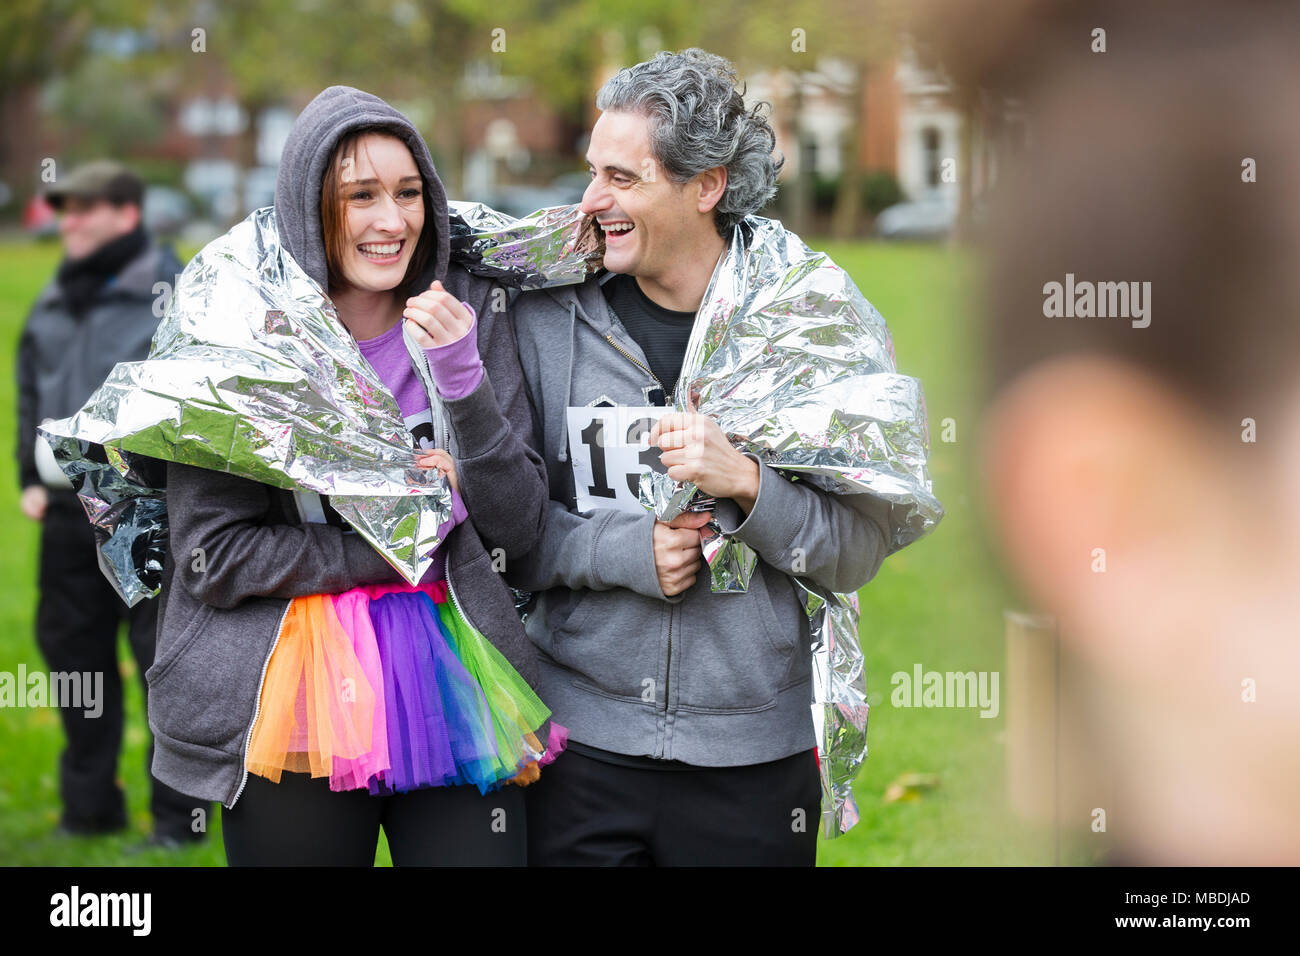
[
  {"x1": 510, "y1": 271, "x2": 894, "y2": 766},
  {"x1": 146, "y1": 86, "x2": 549, "y2": 807}
]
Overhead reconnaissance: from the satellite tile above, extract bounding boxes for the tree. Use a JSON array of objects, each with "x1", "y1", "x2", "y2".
[
  {"x1": 697, "y1": 0, "x2": 910, "y2": 237},
  {"x1": 906, "y1": 0, "x2": 1045, "y2": 241},
  {"x1": 0, "y1": 0, "x2": 134, "y2": 214}
]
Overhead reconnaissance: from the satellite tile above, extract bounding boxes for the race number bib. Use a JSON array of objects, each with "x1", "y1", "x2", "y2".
[{"x1": 566, "y1": 405, "x2": 669, "y2": 514}]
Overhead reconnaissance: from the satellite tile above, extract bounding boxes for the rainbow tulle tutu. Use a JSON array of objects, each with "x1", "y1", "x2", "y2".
[{"x1": 246, "y1": 579, "x2": 566, "y2": 795}]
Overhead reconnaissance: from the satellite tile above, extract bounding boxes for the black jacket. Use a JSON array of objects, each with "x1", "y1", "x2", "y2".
[{"x1": 16, "y1": 241, "x2": 180, "y2": 489}]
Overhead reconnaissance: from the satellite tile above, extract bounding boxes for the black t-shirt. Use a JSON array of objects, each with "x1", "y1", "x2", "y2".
[{"x1": 601, "y1": 273, "x2": 697, "y2": 401}]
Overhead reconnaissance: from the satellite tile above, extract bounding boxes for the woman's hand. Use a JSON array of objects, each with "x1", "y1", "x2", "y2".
[
  {"x1": 403, "y1": 279, "x2": 473, "y2": 347},
  {"x1": 416, "y1": 447, "x2": 459, "y2": 495}
]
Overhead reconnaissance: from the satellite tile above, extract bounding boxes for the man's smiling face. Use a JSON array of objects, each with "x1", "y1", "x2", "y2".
[{"x1": 581, "y1": 110, "x2": 696, "y2": 281}]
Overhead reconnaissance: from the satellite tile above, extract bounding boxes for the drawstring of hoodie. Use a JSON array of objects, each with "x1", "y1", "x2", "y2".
[{"x1": 556, "y1": 300, "x2": 578, "y2": 464}]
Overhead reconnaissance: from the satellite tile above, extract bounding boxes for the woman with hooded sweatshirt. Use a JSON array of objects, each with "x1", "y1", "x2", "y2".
[{"x1": 145, "y1": 86, "x2": 563, "y2": 865}]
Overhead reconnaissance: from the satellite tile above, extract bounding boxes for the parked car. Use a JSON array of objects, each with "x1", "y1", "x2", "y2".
[
  {"x1": 23, "y1": 193, "x2": 59, "y2": 238},
  {"x1": 143, "y1": 185, "x2": 194, "y2": 238},
  {"x1": 549, "y1": 170, "x2": 591, "y2": 204},
  {"x1": 242, "y1": 166, "x2": 279, "y2": 216},
  {"x1": 476, "y1": 184, "x2": 576, "y2": 219},
  {"x1": 875, "y1": 198, "x2": 956, "y2": 240}
]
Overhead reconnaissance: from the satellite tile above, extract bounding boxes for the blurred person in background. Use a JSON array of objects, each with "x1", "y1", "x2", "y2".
[
  {"x1": 976, "y1": 0, "x2": 1300, "y2": 864},
  {"x1": 14, "y1": 159, "x2": 206, "y2": 848}
]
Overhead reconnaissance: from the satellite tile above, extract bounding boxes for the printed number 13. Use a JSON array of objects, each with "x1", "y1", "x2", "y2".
[{"x1": 579, "y1": 416, "x2": 667, "y2": 499}]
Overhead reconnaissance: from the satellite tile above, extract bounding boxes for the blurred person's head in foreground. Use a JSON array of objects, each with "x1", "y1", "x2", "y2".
[
  {"x1": 44, "y1": 160, "x2": 144, "y2": 262},
  {"x1": 976, "y1": 1, "x2": 1300, "y2": 863}
]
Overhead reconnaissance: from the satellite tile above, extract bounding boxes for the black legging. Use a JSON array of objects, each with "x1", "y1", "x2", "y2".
[
  {"x1": 222, "y1": 770, "x2": 526, "y2": 866},
  {"x1": 38, "y1": 489, "x2": 205, "y2": 835}
]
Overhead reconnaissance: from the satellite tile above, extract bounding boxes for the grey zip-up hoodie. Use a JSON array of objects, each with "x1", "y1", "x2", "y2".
[
  {"x1": 510, "y1": 271, "x2": 894, "y2": 766},
  {"x1": 146, "y1": 86, "x2": 549, "y2": 808}
]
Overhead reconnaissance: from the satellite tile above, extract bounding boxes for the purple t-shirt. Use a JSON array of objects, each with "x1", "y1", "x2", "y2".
[{"x1": 354, "y1": 303, "x2": 483, "y2": 581}]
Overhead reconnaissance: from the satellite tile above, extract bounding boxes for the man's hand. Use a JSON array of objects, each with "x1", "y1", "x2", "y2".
[
  {"x1": 652, "y1": 509, "x2": 711, "y2": 596},
  {"x1": 403, "y1": 279, "x2": 473, "y2": 348},
  {"x1": 650, "y1": 412, "x2": 760, "y2": 515},
  {"x1": 20, "y1": 485, "x2": 48, "y2": 521},
  {"x1": 415, "y1": 448, "x2": 459, "y2": 494}
]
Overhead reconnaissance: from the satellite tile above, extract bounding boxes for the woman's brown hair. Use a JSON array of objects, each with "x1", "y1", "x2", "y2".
[{"x1": 319, "y1": 124, "x2": 434, "y2": 295}]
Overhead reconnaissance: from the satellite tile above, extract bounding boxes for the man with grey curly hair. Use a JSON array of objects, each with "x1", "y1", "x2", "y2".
[
  {"x1": 509, "y1": 49, "x2": 891, "y2": 865},
  {"x1": 594, "y1": 47, "x2": 785, "y2": 240}
]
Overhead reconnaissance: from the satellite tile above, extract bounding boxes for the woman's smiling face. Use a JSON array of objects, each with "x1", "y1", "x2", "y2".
[{"x1": 330, "y1": 133, "x2": 426, "y2": 293}]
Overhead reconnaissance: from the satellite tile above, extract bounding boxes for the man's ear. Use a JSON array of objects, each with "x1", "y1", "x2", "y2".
[
  {"x1": 695, "y1": 166, "x2": 727, "y2": 214},
  {"x1": 979, "y1": 354, "x2": 1225, "y2": 663}
]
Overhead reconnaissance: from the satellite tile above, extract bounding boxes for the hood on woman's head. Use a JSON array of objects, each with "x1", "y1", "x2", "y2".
[{"x1": 274, "y1": 85, "x2": 450, "y2": 296}]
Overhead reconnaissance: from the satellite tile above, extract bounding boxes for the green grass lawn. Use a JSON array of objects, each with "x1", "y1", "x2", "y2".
[
  {"x1": 811, "y1": 241, "x2": 1094, "y2": 866},
  {"x1": 0, "y1": 236, "x2": 1096, "y2": 866}
]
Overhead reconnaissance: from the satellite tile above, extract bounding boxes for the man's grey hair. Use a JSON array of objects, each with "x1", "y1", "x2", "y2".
[{"x1": 595, "y1": 48, "x2": 784, "y2": 236}]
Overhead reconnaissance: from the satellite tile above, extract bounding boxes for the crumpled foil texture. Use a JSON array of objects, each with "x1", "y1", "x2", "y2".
[{"x1": 38, "y1": 206, "x2": 455, "y2": 603}]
